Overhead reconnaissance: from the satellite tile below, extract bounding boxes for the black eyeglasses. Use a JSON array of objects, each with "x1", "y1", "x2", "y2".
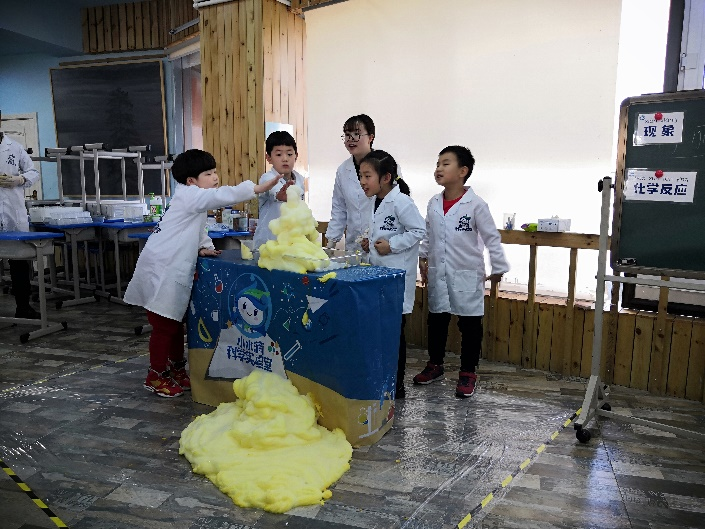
[{"x1": 341, "y1": 132, "x2": 369, "y2": 142}]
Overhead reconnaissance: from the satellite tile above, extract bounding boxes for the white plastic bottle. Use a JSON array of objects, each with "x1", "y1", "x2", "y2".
[{"x1": 148, "y1": 193, "x2": 163, "y2": 221}]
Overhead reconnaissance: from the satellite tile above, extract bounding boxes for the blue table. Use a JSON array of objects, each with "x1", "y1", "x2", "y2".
[
  {"x1": 0, "y1": 231, "x2": 68, "y2": 342},
  {"x1": 96, "y1": 221, "x2": 156, "y2": 303},
  {"x1": 187, "y1": 250, "x2": 405, "y2": 446}
]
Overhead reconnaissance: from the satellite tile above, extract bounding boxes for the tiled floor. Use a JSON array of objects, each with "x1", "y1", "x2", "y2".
[{"x1": 1, "y1": 288, "x2": 704, "y2": 529}]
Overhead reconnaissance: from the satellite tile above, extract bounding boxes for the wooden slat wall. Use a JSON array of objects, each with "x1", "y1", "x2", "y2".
[
  {"x1": 406, "y1": 287, "x2": 705, "y2": 403},
  {"x1": 198, "y1": 0, "x2": 307, "y2": 216},
  {"x1": 262, "y1": 1, "x2": 308, "y2": 176},
  {"x1": 406, "y1": 229, "x2": 705, "y2": 404},
  {"x1": 291, "y1": 0, "x2": 348, "y2": 10},
  {"x1": 82, "y1": 0, "x2": 198, "y2": 54}
]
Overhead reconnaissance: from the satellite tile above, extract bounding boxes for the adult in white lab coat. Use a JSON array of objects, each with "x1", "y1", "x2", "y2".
[
  {"x1": 0, "y1": 131, "x2": 41, "y2": 318},
  {"x1": 359, "y1": 150, "x2": 425, "y2": 400},
  {"x1": 415, "y1": 146, "x2": 509, "y2": 399},
  {"x1": 325, "y1": 115, "x2": 402, "y2": 252},
  {"x1": 124, "y1": 149, "x2": 279, "y2": 398}
]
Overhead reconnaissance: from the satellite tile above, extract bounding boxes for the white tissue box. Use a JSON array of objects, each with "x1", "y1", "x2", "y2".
[{"x1": 538, "y1": 218, "x2": 571, "y2": 232}]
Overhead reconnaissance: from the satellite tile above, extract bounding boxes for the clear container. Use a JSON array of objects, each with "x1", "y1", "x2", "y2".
[
  {"x1": 124, "y1": 205, "x2": 145, "y2": 223},
  {"x1": 222, "y1": 207, "x2": 232, "y2": 229}
]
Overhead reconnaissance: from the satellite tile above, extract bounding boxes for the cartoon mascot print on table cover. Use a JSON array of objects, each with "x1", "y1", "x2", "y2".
[{"x1": 208, "y1": 273, "x2": 286, "y2": 380}]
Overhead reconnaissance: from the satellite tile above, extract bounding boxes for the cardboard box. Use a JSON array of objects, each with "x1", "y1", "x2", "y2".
[
  {"x1": 538, "y1": 218, "x2": 571, "y2": 232},
  {"x1": 188, "y1": 253, "x2": 405, "y2": 447}
]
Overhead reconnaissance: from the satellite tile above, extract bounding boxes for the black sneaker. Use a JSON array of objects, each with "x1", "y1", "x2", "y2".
[{"x1": 15, "y1": 306, "x2": 41, "y2": 320}]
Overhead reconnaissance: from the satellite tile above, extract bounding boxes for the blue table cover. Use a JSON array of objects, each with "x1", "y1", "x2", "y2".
[{"x1": 187, "y1": 250, "x2": 405, "y2": 445}]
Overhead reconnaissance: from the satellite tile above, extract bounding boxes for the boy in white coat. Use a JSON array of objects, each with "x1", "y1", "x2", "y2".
[
  {"x1": 359, "y1": 150, "x2": 425, "y2": 399},
  {"x1": 253, "y1": 131, "x2": 305, "y2": 249},
  {"x1": 414, "y1": 146, "x2": 509, "y2": 398},
  {"x1": 124, "y1": 149, "x2": 278, "y2": 397}
]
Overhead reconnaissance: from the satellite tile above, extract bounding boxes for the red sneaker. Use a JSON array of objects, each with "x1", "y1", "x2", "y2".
[
  {"x1": 144, "y1": 368, "x2": 184, "y2": 398},
  {"x1": 168, "y1": 360, "x2": 191, "y2": 391},
  {"x1": 456, "y1": 372, "x2": 477, "y2": 398},
  {"x1": 413, "y1": 362, "x2": 444, "y2": 385}
]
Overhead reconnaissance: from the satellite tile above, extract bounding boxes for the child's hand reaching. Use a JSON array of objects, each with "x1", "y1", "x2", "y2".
[
  {"x1": 275, "y1": 179, "x2": 294, "y2": 202},
  {"x1": 360, "y1": 238, "x2": 370, "y2": 252},
  {"x1": 373, "y1": 238, "x2": 391, "y2": 256},
  {"x1": 254, "y1": 176, "x2": 281, "y2": 194},
  {"x1": 199, "y1": 248, "x2": 222, "y2": 257},
  {"x1": 419, "y1": 258, "x2": 428, "y2": 286}
]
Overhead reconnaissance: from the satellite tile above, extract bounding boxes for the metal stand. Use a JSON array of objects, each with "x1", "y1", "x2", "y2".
[{"x1": 574, "y1": 177, "x2": 705, "y2": 443}]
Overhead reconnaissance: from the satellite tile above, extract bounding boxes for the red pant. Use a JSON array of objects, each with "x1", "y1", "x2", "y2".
[{"x1": 147, "y1": 311, "x2": 185, "y2": 372}]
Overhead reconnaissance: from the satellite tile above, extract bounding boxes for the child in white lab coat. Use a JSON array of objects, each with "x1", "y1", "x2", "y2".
[
  {"x1": 253, "y1": 131, "x2": 305, "y2": 249},
  {"x1": 359, "y1": 150, "x2": 426, "y2": 399},
  {"x1": 414, "y1": 146, "x2": 509, "y2": 398},
  {"x1": 124, "y1": 149, "x2": 279, "y2": 397}
]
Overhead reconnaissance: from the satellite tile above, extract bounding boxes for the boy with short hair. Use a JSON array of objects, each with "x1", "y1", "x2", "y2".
[
  {"x1": 253, "y1": 131, "x2": 306, "y2": 249},
  {"x1": 124, "y1": 149, "x2": 278, "y2": 397},
  {"x1": 414, "y1": 146, "x2": 509, "y2": 398}
]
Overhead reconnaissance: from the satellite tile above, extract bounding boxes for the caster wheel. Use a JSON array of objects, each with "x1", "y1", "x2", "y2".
[
  {"x1": 56, "y1": 301, "x2": 63, "y2": 310},
  {"x1": 20, "y1": 333, "x2": 29, "y2": 344},
  {"x1": 601, "y1": 403, "x2": 611, "y2": 411},
  {"x1": 576, "y1": 428, "x2": 592, "y2": 443}
]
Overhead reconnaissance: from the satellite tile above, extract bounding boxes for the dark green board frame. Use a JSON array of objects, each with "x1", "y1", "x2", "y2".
[{"x1": 612, "y1": 90, "x2": 705, "y2": 279}]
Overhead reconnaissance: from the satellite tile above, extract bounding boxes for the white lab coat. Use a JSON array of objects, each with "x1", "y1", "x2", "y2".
[
  {"x1": 419, "y1": 187, "x2": 509, "y2": 317},
  {"x1": 0, "y1": 135, "x2": 40, "y2": 232},
  {"x1": 367, "y1": 186, "x2": 426, "y2": 314},
  {"x1": 326, "y1": 157, "x2": 373, "y2": 252},
  {"x1": 326, "y1": 156, "x2": 404, "y2": 252},
  {"x1": 253, "y1": 167, "x2": 305, "y2": 249},
  {"x1": 124, "y1": 181, "x2": 257, "y2": 321}
]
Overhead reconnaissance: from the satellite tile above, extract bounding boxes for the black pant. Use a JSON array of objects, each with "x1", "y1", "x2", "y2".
[
  {"x1": 397, "y1": 315, "x2": 407, "y2": 389},
  {"x1": 427, "y1": 312, "x2": 482, "y2": 373},
  {"x1": 9, "y1": 259, "x2": 32, "y2": 309}
]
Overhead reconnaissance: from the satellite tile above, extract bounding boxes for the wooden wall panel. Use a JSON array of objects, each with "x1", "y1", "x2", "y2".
[
  {"x1": 404, "y1": 290, "x2": 705, "y2": 402},
  {"x1": 630, "y1": 313, "x2": 654, "y2": 390},
  {"x1": 614, "y1": 311, "x2": 636, "y2": 387},
  {"x1": 198, "y1": 0, "x2": 306, "y2": 218},
  {"x1": 685, "y1": 320, "x2": 705, "y2": 402},
  {"x1": 549, "y1": 305, "x2": 566, "y2": 374},
  {"x1": 291, "y1": 0, "x2": 348, "y2": 9},
  {"x1": 262, "y1": 1, "x2": 309, "y2": 183},
  {"x1": 666, "y1": 318, "x2": 693, "y2": 398},
  {"x1": 82, "y1": 0, "x2": 199, "y2": 54},
  {"x1": 508, "y1": 296, "x2": 525, "y2": 366},
  {"x1": 570, "y1": 307, "x2": 586, "y2": 377}
]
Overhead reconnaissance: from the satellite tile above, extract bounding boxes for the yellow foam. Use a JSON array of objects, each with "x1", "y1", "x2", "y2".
[
  {"x1": 257, "y1": 185, "x2": 329, "y2": 273},
  {"x1": 240, "y1": 243, "x2": 253, "y2": 260},
  {"x1": 179, "y1": 370, "x2": 353, "y2": 513}
]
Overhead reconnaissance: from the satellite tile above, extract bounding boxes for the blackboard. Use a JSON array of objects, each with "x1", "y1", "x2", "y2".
[
  {"x1": 612, "y1": 90, "x2": 705, "y2": 279},
  {"x1": 50, "y1": 60, "x2": 167, "y2": 197}
]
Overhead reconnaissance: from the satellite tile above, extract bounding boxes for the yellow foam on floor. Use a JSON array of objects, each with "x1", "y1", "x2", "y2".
[
  {"x1": 179, "y1": 370, "x2": 353, "y2": 513},
  {"x1": 257, "y1": 185, "x2": 329, "y2": 273}
]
